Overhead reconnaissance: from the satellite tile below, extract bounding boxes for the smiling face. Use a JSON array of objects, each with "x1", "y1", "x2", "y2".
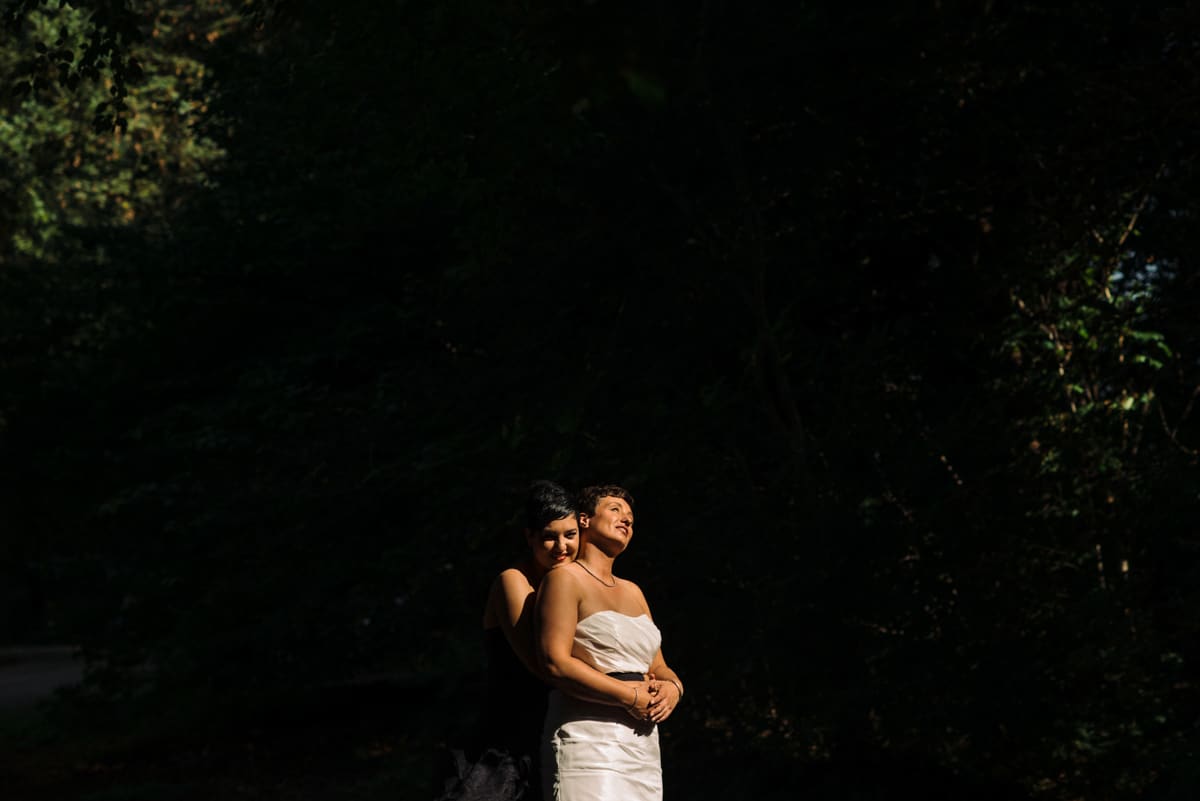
[
  {"x1": 580, "y1": 495, "x2": 634, "y2": 549},
  {"x1": 527, "y1": 515, "x2": 580, "y2": 572}
]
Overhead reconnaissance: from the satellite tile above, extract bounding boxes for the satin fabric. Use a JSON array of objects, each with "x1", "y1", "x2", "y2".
[{"x1": 543, "y1": 611, "x2": 664, "y2": 801}]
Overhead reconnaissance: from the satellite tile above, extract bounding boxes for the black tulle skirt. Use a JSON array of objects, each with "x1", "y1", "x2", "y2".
[{"x1": 434, "y1": 745, "x2": 538, "y2": 801}]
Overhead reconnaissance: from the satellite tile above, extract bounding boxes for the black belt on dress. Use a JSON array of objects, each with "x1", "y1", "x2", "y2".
[{"x1": 607, "y1": 671, "x2": 644, "y2": 682}]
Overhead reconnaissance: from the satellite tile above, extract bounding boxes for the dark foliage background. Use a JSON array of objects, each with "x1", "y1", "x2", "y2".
[{"x1": 2, "y1": 1, "x2": 1200, "y2": 799}]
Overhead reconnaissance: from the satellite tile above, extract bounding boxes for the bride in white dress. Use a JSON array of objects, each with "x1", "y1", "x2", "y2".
[{"x1": 536, "y1": 485, "x2": 685, "y2": 801}]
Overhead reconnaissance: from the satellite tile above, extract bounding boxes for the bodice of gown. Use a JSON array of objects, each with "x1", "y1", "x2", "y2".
[{"x1": 571, "y1": 611, "x2": 661, "y2": 674}]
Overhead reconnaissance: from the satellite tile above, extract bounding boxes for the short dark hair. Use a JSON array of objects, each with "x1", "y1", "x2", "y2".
[
  {"x1": 576, "y1": 484, "x2": 635, "y2": 517},
  {"x1": 525, "y1": 480, "x2": 577, "y2": 531}
]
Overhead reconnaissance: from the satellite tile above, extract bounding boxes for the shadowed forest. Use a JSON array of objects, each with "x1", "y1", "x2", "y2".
[{"x1": 2, "y1": 1, "x2": 1200, "y2": 799}]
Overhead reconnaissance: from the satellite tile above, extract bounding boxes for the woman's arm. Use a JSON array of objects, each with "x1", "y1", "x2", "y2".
[
  {"x1": 645, "y1": 649, "x2": 684, "y2": 724},
  {"x1": 634, "y1": 587, "x2": 682, "y2": 724},
  {"x1": 535, "y1": 568, "x2": 654, "y2": 717},
  {"x1": 488, "y1": 569, "x2": 542, "y2": 678}
]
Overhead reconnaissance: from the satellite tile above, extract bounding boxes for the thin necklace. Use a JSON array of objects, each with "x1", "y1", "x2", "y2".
[{"x1": 576, "y1": 560, "x2": 617, "y2": 588}]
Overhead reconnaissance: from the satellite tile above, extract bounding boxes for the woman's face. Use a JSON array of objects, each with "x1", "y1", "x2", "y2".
[
  {"x1": 581, "y1": 496, "x2": 633, "y2": 548},
  {"x1": 528, "y1": 515, "x2": 580, "y2": 571}
]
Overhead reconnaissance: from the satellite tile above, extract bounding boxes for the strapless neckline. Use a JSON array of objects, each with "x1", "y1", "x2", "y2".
[
  {"x1": 578, "y1": 609, "x2": 648, "y2": 625},
  {"x1": 570, "y1": 609, "x2": 661, "y2": 675}
]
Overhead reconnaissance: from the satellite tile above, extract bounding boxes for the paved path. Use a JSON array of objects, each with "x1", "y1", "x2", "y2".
[{"x1": 0, "y1": 646, "x2": 84, "y2": 710}]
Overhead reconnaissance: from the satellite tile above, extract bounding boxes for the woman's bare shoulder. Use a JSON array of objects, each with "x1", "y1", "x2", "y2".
[
  {"x1": 494, "y1": 565, "x2": 535, "y2": 594},
  {"x1": 621, "y1": 579, "x2": 653, "y2": 615},
  {"x1": 540, "y1": 562, "x2": 585, "y2": 592}
]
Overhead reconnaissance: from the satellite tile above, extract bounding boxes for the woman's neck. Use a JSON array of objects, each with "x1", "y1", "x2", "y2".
[{"x1": 577, "y1": 547, "x2": 615, "y2": 577}]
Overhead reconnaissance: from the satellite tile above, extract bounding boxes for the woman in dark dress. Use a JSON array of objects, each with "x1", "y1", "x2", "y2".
[{"x1": 436, "y1": 480, "x2": 579, "y2": 801}]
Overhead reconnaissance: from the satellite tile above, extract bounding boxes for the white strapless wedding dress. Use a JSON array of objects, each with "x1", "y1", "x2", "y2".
[{"x1": 542, "y1": 611, "x2": 664, "y2": 801}]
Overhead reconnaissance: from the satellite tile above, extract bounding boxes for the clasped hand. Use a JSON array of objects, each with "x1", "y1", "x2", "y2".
[{"x1": 624, "y1": 673, "x2": 680, "y2": 724}]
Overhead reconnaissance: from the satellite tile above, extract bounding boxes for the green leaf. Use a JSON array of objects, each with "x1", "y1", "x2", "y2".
[{"x1": 621, "y1": 68, "x2": 666, "y2": 106}]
